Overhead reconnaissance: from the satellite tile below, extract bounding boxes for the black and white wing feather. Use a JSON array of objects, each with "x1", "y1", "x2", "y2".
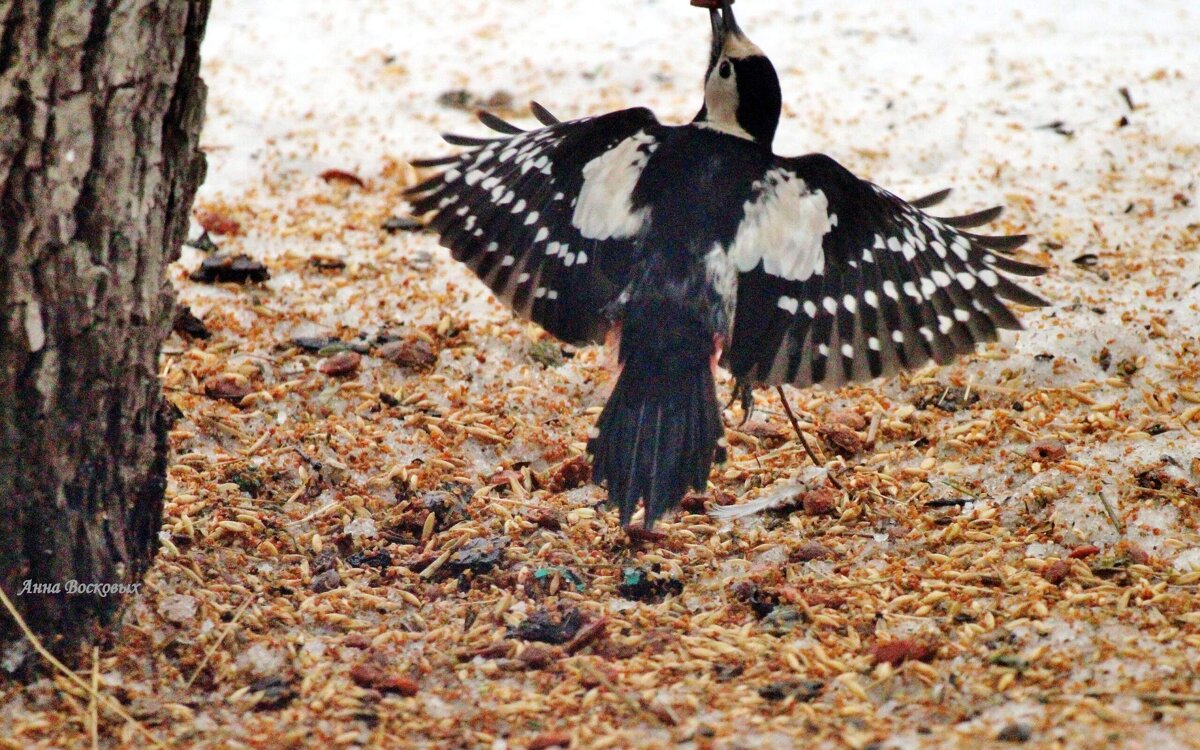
[
  {"x1": 406, "y1": 107, "x2": 665, "y2": 344},
  {"x1": 725, "y1": 153, "x2": 1048, "y2": 388}
]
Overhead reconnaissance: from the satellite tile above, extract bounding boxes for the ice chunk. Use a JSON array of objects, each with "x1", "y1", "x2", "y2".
[
  {"x1": 237, "y1": 643, "x2": 285, "y2": 676},
  {"x1": 158, "y1": 594, "x2": 198, "y2": 624},
  {"x1": 344, "y1": 517, "x2": 378, "y2": 539}
]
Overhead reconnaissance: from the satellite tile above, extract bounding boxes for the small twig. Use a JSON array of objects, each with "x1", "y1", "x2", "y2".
[
  {"x1": 1085, "y1": 690, "x2": 1200, "y2": 705},
  {"x1": 775, "y1": 386, "x2": 844, "y2": 490},
  {"x1": 1097, "y1": 491, "x2": 1124, "y2": 534},
  {"x1": 184, "y1": 594, "x2": 254, "y2": 689},
  {"x1": 829, "y1": 577, "x2": 891, "y2": 589},
  {"x1": 0, "y1": 587, "x2": 165, "y2": 749},
  {"x1": 90, "y1": 647, "x2": 100, "y2": 750}
]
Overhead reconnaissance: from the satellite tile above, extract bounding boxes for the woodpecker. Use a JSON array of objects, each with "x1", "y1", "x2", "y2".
[{"x1": 406, "y1": 2, "x2": 1047, "y2": 529}]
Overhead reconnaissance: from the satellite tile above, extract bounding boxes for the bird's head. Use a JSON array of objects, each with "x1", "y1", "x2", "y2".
[{"x1": 694, "y1": 1, "x2": 782, "y2": 147}]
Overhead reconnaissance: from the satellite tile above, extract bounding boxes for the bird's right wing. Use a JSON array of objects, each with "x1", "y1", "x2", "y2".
[
  {"x1": 724, "y1": 153, "x2": 1049, "y2": 388},
  {"x1": 406, "y1": 107, "x2": 667, "y2": 344}
]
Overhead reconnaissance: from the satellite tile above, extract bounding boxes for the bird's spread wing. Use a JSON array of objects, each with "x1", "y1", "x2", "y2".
[
  {"x1": 724, "y1": 153, "x2": 1049, "y2": 388},
  {"x1": 406, "y1": 107, "x2": 665, "y2": 344}
]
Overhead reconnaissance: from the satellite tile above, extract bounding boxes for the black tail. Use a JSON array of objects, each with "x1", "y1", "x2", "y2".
[{"x1": 588, "y1": 335, "x2": 727, "y2": 528}]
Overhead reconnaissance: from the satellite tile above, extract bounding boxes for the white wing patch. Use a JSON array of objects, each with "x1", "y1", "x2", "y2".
[
  {"x1": 571, "y1": 131, "x2": 656, "y2": 241},
  {"x1": 704, "y1": 242, "x2": 739, "y2": 330},
  {"x1": 727, "y1": 169, "x2": 832, "y2": 282}
]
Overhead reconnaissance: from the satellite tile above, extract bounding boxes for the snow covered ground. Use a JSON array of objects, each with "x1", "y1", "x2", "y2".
[
  {"x1": 198, "y1": 0, "x2": 1200, "y2": 568},
  {"x1": 9, "y1": 2, "x2": 1199, "y2": 749},
  {"x1": 187, "y1": 5, "x2": 1200, "y2": 746}
]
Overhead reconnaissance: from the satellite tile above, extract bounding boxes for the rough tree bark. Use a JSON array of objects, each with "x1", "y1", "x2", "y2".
[{"x1": 0, "y1": 0, "x2": 210, "y2": 663}]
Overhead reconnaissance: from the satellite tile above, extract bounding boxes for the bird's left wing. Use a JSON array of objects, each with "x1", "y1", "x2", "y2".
[
  {"x1": 724, "y1": 153, "x2": 1049, "y2": 388},
  {"x1": 406, "y1": 107, "x2": 666, "y2": 344}
]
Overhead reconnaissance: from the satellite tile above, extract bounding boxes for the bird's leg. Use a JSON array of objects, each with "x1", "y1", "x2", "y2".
[
  {"x1": 601, "y1": 323, "x2": 624, "y2": 392},
  {"x1": 739, "y1": 382, "x2": 755, "y2": 423},
  {"x1": 723, "y1": 380, "x2": 755, "y2": 424},
  {"x1": 604, "y1": 323, "x2": 622, "y2": 363},
  {"x1": 775, "y1": 385, "x2": 844, "y2": 491},
  {"x1": 713, "y1": 336, "x2": 756, "y2": 424},
  {"x1": 734, "y1": 380, "x2": 755, "y2": 424}
]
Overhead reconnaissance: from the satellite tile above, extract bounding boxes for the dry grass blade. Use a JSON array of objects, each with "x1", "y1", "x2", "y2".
[
  {"x1": 184, "y1": 594, "x2": 254, "y2": 689},
  {"x1": 0, "y1": 586, "x2": 165, "y2": 749},
  {"x1": 90, "y1": 647, "x2": 99, "y2": 750}
]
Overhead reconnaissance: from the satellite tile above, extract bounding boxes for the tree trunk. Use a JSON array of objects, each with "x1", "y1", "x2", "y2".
[{"x1": 0, "y1": 0, "x2": 210, "y2": 664}]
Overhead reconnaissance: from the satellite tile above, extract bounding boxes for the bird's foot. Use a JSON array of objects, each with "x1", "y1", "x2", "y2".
[{"x1": 724, "y1": 379, "x2": 755, "y2": 425}]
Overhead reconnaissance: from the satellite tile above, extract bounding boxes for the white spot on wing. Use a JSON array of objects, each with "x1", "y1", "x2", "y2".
[
  {"x1": 572, "y1": 131, "x2": 654, "y2": 240},
  {"x1": 728, "y1": 169, "x2": 830, "y2": 282},
  {"x1": 777, "y1": 295, "x2": 799, "y2": 314}
]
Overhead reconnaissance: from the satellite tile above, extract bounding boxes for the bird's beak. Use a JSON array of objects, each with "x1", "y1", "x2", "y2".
[
  {"x1": 708, "y1": 9, "x2": 723, "y2": 69},
  {"x1": 708, "y1": 2, "x2": 743, "y2": 68}
]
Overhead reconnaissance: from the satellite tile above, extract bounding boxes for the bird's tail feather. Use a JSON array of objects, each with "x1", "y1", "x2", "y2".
[{"x1": 589, "y1": 342, "x2": 726, "y2": 528}]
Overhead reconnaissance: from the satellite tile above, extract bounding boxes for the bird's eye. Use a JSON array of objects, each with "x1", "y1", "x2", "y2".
[{"x1": 718, "y1": 61, "x2": 732, "y2": 79}]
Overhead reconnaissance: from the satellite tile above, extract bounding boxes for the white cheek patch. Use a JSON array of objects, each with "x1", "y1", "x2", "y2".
[
  {"x1": 727, "y1": 169, "x2": 831, "y2": 282},
  {"x1": 571, "y1": 131, "x2": 656, "y2": 240},
  {"x1": 698, "y1": 64, "x2": 752, "y2": 141}
]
